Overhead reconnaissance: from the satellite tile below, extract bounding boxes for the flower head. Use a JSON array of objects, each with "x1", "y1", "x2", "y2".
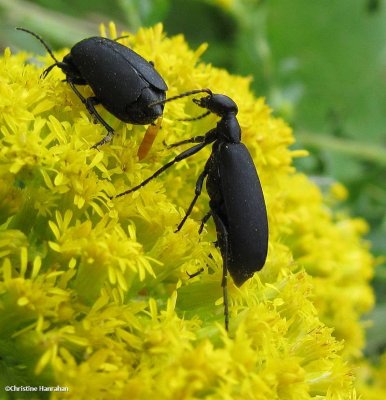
[{"x1": 0, "y1": 22, "x2": 379, "y2": 399}]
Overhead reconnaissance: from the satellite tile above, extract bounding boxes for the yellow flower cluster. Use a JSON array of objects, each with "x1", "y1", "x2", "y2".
[{"x1": 0, "y1": 22, "x2": 381, "y2": 399}]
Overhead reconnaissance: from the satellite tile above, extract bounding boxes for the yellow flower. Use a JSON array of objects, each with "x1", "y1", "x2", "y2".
[{"x1": 0, "y1": 22, "x2": 380, "y2": 399}]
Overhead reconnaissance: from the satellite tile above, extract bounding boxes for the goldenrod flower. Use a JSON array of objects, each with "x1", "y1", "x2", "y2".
[{"x1": 0, "y1": 22, "x2": 381, "y2": 399}]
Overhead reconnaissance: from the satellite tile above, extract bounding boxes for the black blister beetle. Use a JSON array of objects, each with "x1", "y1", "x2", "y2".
[
  {"x1": 16, "y1": 28, "x2": 168, "y2": 156},
  {"x1": 115, "y1": 89, "x2": 269, "y2": 330}
]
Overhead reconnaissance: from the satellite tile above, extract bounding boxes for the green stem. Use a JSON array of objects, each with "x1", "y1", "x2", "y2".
[{"x1": 296, "y1": 132, "x2": 386, "y2": 166}]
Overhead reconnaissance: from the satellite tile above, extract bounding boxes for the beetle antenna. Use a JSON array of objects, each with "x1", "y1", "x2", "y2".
[
  {"x1": 149, "y1": 88, "x2": 213, "y2": 107},
  {"x1": 113, "y1": 35, "x2": 130, "y2": 42},
  {"x1": 177, "y1": 111, "x2": 211, "y2": 122},
  {"x1": 40, "y1": 63, "x2": 58, "y2": 78},
  {"x1": 16, "y1": 27, "x2": 60, "y2": 64}
]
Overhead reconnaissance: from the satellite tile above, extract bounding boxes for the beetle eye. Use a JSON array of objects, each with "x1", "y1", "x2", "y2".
[{"x1": 193, "y1": 95, "x2": 210, "y2": 108}]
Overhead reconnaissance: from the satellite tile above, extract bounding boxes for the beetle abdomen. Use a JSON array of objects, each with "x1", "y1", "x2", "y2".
[
  {"x1": 70, "y1": 37, "x2": 167, "y2": 123},
  {"x1": 217, "y1": 143, "x2": 268, "y2": 286}
]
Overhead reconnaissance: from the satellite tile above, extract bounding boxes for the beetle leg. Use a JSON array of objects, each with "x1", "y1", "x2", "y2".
[
  {"x1": 198, "y1": 210, "x2": 212, "y2": 234},
  {"x1": 186, "y1": 268, "x2": 204, "y2": 279},
  {"x1": 67, "y1": 81, "x2": 115, "y2": 149},
  {"x1": 175, "y1": 167, "x2": 209, "y2": 232},
  {"x1": 115, "y1": 141, "x2": 210, "y2": 198},
  {"x1": 87, "y1": 99, "x2": 115, "y2": 148},
  {"x1": 211, "y1": 211, "x2": 229, "y2": 331},
  {"x1": 222, "y1": 247, "x2": 229, "y2": 332}
]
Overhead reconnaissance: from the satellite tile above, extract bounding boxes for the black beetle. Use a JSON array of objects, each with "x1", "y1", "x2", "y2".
[
  {"x1": 16, "y1": 28, "x2": 168, "y2": 156},
  {"x1": 115, "y1": 89, "x2": 269, "y2": 330}
]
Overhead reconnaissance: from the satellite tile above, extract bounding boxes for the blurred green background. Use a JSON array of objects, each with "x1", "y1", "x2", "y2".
[{"x1": 1, "y1": 0, "x2": 385, "y2": 357}]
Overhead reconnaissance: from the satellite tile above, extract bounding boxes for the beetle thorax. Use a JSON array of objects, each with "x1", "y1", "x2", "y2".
[{"x1": 218, "y1": 114, "x2": 241, "y2": 143}]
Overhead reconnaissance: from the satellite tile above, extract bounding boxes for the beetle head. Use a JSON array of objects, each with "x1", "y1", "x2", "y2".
[
  {"x1": 193, "y1": 94, "x2": 238, "y2": 117},
  {"x1": 40, "y1": 58, "x2": 83, "y2": 83},
  {"x1": 16, "y1": 28, "x2": 84, "y2": 82}
]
